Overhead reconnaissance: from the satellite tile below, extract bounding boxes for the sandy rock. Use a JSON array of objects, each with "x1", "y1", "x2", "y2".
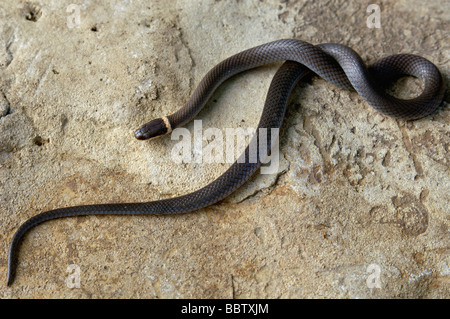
[{"x1": 0, "y1": 0, "x2": 448, "y2": 298}]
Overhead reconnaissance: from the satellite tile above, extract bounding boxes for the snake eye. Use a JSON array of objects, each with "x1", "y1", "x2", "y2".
[{"x1": 134, "y1": 118, "x2": 169, "y2": 140}]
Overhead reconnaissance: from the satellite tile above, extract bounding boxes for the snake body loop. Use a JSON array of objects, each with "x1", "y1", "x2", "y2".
[{"x1": 6, "y1": 39, "x2": 444, "y2": 285}]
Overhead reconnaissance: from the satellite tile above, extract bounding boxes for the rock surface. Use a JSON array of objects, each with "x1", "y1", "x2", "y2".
[{"x1": 0, "y1": 0, "x2": 448, "y2": 298}]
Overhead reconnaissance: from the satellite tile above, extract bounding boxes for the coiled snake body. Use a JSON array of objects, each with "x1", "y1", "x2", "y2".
[{"x1": 6, "y1": 39, "x2": 445, "y2": 285}]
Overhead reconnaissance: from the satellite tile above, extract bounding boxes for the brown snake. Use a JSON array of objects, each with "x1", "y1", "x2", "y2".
[{"x1": 6, "y1": 39, "x2": 445, "y2": 285}]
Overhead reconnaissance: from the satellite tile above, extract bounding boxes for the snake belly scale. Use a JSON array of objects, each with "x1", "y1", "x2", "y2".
[{"x1": 6, "y1": 39, "x2": 445, "y2": 285}]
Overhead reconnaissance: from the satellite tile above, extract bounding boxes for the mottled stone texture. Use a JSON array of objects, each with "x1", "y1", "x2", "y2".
[{"x1": 0, "y1": 0, "x2": 448, "y2": 298}]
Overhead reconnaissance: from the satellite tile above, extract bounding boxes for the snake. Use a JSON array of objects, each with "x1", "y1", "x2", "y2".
[{"x1": 6, "y1": 39, "x2": 445, "y2": 286}]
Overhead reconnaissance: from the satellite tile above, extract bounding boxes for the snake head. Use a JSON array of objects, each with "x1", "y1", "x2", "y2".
[{"x1": 134, "y1": 117, "x2": 171, "y2": 140}]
